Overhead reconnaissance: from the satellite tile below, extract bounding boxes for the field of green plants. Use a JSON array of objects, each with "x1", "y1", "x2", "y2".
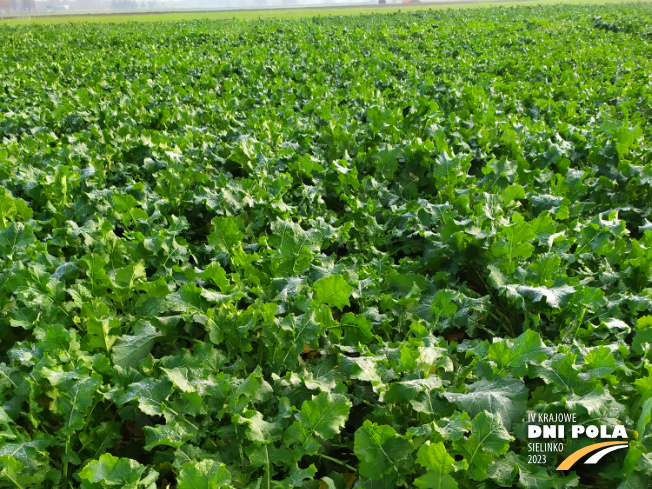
[{"x1": 1, "y1": 2, "x2": 652, "y2": 488}]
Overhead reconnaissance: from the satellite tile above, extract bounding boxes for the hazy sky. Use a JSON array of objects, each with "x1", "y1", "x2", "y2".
[{"x1": 24, "y1": 0, "x2": 404, "y2": 12}]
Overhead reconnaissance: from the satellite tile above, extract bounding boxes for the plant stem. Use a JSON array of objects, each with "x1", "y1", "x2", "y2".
[
  {"x1": 63, "y1": 436, "x2": 70, "y2": 487},
  {"x1": 318, "y1": 453, "x2": 358, "y2": 473}
]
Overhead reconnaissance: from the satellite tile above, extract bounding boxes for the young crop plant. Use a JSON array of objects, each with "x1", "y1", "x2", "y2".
[{"x1": 1, "y1": 2, "x2": 652, "y2": 488}]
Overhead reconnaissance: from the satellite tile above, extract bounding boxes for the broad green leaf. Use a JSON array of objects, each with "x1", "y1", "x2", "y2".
[
  {"x1": 118, "y1": 379, "x2": 173, "y2": 416},
  {"x1": 0, "y1": 222, "x2": 35, "y2": 255},
  {"x1": 563, "y1": 385, "x2": 625, "y2": 417},
  {"x1": 86, "y1": 317, "x2": 120, "y2": 352},
  {"x1": 208, "y1": 216, "x2": 244, "y2": 254},
  {"x1": 0, "y1": 440, "x2": 51, "y2": 471},
  {"x1": 506, "y1": 284, "x2": 575, "y2": 309},
  {"x1": 354, "y1": 420, "x2": 412, "y2": 479},
  {"x1": 0, "y1": 456, "x2": 33, "y2": 489},
  {"x1": 200, "y1": 262, "x2": 230, "y2": 292},
  {"x1": 488, "y1": 452, "x2": 579, "y2": 488},
  {"x1": 313, "y1": 275, "x2": 354, "y2": 311},
  {"x1": 282, "y1": 463, "x2": 318, "y2": 487},
  {"x1": 268, "y1": 311, "x2": 322, "y2": 370},
  {"x1": 535, "y1": 352, "x2": 580, "y2": 392},
  {"x1": 488, "y1": 329, "x2": 547, "y2": 377},
  {"x1": 527, "y1": 252, "x2": 561, "y2": 286},
  {"x1": 177, "y1": 460, "x2": 231, "y2": 489},
  {"x1": 285, "y1": 392, "x2": 351, "y2": 455},
  {"x1": 45, "y1": 374, "x2": 101, "y2": 435},
  {"x1": 430, "y1": 290, "x2": 458, "y2": 328},
  {"x1": 584, "y1": 346, "x2": 616, "y2": 380},
  {"x1": 414, "y1": 441, "x2": 459, "y2": 489},
  {"x1": 112, "y1": 262, "x2": 147, "y2": 289},
  {"x1": 144, "y1": 421, "x2": 195, "y2": 450},
  {"x1": 340, "y1": 355, "x2": 383, "y2": 383},
  {"x1": 443, "y1": 378, "x2": 527, "y2": 429},
  {"x1": 79, "y1": 453, "x2": 158, "y2": 488},
  {"x1": 433, "y1": 412, "x2": 472, "y2": 442},
  {"x1": 340, "y1": 312, "x2": 375, "y2": 344},
  {"x1": 454, "y1": 412, "x2": 512, "y2": 481},
  {"x1": 233, "y1": 410, "x2": 282, "y2": 444},
  {"x1": 617, "y1": 474, "x2": 650, "y2": 489},
  {"x1": 79, "y1": 422, "x2": 122, "y2": 461},
  {"x1": 636, "y1": 398, "x2": 652, "y2": 438},
  {"x1": 491, "y1": 216, "x2": 535, "y2": 263},
  {"x1": 295, "y1": 391, "x2": 350, "y2": 441},
  {"x1": 633, "y1": 316, "x2": 652, "y2": 355},
  {"x1": 166, "y1": 283, "x2": 210, "y2": 313},
  {"x1": 112, "y1": 322, "x2": 162, "y2": 368}
]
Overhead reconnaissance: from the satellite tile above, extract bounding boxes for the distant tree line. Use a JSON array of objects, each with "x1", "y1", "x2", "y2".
[
  {"x1": 111, "y1": 0, "x2": 138, "y2": 10},
  {"x1": 0, "y1": 0, "x2": 14, "y2": 12},
  {"x1": 0, "y1": 0, "x2": 36, "y2": 13}
]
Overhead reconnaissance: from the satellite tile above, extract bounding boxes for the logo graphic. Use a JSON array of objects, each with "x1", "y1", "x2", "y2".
[
  {"x1": 556, "y1": 441, "x2": 629, "y2": 470},
  {"x1": 524, "y1": 411, "x2": 631, "y2": 469}
]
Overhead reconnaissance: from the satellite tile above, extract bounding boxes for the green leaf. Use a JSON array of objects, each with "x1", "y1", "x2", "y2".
[
  {"x1": 270, "y1": 219, "x2": 323, "y2": 255},
  {"x1": 0, "y1": 440, "x2": 51, "y2": 471},
  {"x1": 118, "y1": 379, "x2": 173, "y2": 416},
  {"x1": 86, "y1": 317, "x2": 120, "y2": 352},
  {"x1": 633, "y1": 316, "x2": 652, "y2": 355},
  {"x1": 283, "y1": 463, "x2": 318, "y2": 487},
  {"x1": 313, "y1": 275, "x2": 354, "y2": 311},
  {"x1": 285, "y1": 392, "x2": 351, "y2": 454},
  {"x1": 0, "y1": 222, "x2": 35, "y2": 255},
  {"x1": 208, "y1": 216, "x2": 244, "y2": 254},
  {"x1": 177, "y1": 460, "x2": 231, "y2": 489},
  {"x1": 584, "y1": 346, "x2": 616, "y2": 380},
  {"x1": 354, "y1": 420, "x2": 412, "y2": 479},
  {"x1": 500, "y1": 184, "x2": 526, "y2": 204},
  {"x1": 166, "y1": 284, "x2": 210, "y2": 314},
  {"x1": 534, "y1": 352, "x2": 579, "y2": 392},
  {"x1": 488, "y1": 330, "x2": 548, "y2": 377},
  {"x1": 453, "y1": 412, "x2": 512, "y2": 481},
  {"x1": 617, "y1": 474, "x2": 650, "y2": 489},
  {"x1": 488, "y1": 452, "x2": 579, "y2": 488},
  {"x1": 491, "y1": 216, "x2": 535, "y2": 263},
  {"x1": 563, "y1": 385, "x2": 624, "y2": 417},
  {"x1": 433, "y1": 412, "x2": 472, "y2": 442},
  {"x1": 0, "y1": 193, "x2": 16, "y2": 229},
  {"x1": 233, "y1": 410, "x2": 282, "y2": 445},
  {"x1": 527, "y1": 252, "x2": 561, "y2": 286},
  {"x1": 79, "y1": 422, "x2": 122, "y2": 461},
  {"x1": 143, "y1": 421, "x2": 194, "y2": 450},
  {"x1": 113, "y1": 193, "x2": 149, "y2": 226},
  {"x1": 79, "y1": 453, "x2": 158, "y2": 488},
  {"x1": 112, "y1": 262, "x2": 147, "y2": 289},
  {"x1": 0, "y1": 456, "x2": 30, "y2": 489},
  {"x1": 442, "y1": 378, "x2": 527, "y2": 429},
  {"x1": 414, "y1": 441, "x2": 459, "y2": 489},
  {"x1": 432, "y1": 151, "x2": 465, "y2": 186},
  {"x1": 200, "y1": 262, "x2": 230, "y2": 292},
  {"x1": 506, "y1": 284, "x2": 575, "y2": 309},
  {"x1": 340, "y1": 355, "x2": 383, "y2": 383},
  {"x1": 41, "y1": 372, "x2": 101, "y2": 435},
  {"x1": 636, "y1": 398, "x2": 652, "y2": 439},
  {"x1": 112, "y1": 322, "x2": 162, "y2": 368},
  {"x1": 430, "y1": 290, "x2": 458, "y2": 328},
  {"x1": 340, "y1": 312, "x2": 375, "y2": 344},
  {"x1": 296, "y1": 391, "x2": 350, "y2": 440}
]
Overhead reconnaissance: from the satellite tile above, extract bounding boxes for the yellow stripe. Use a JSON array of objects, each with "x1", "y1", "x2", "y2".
[{"x1": 557, "y1": 441, "x2": 628, "y2": 470}]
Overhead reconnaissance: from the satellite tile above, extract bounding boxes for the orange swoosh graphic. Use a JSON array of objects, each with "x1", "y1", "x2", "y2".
[{"x1": 557, "y1": 441, "x2": 629, "y2": 470}]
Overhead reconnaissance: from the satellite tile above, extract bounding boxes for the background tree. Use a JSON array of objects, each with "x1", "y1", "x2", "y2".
[{"x1": 0, "y1": 0, "x2": 14, "y2": 13}]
